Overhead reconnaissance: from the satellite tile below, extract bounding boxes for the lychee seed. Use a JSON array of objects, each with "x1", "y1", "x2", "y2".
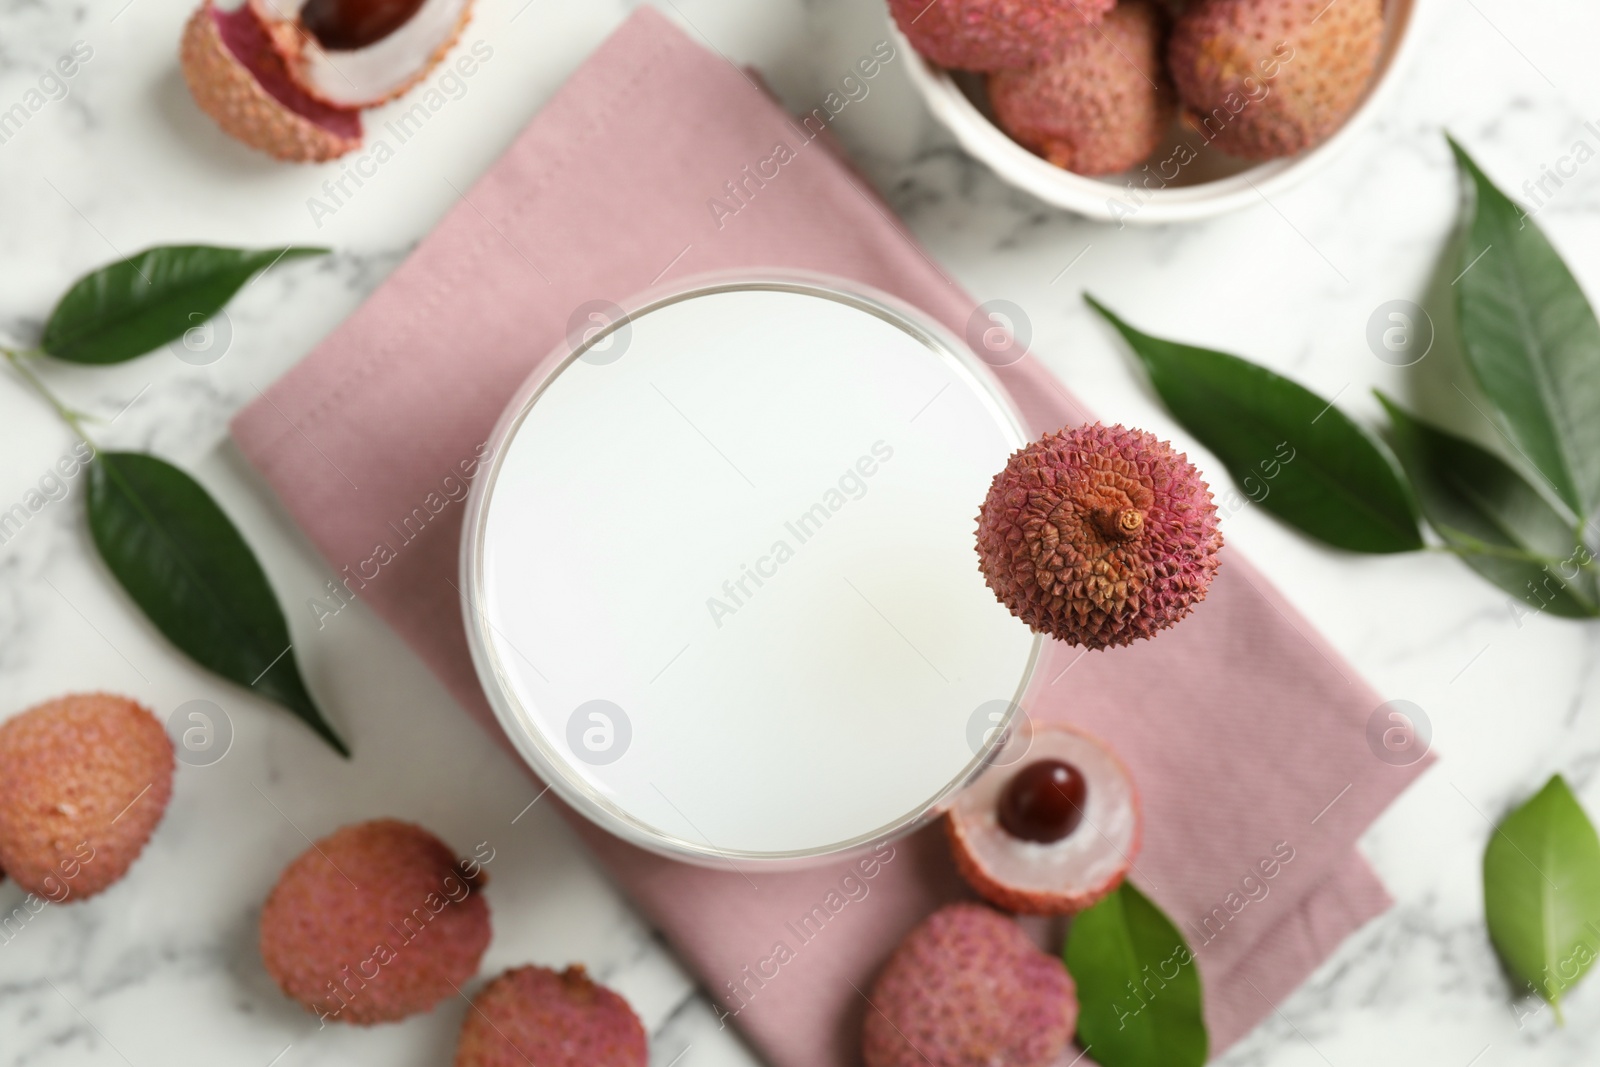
[{"x1": 999, "y1": 759, "x2": 1087, "y2": 844}]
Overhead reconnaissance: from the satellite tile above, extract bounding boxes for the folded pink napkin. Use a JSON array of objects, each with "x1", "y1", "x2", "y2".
[{"x1": 233, "y1": 9, "x2": 1429, "y2": 1064}]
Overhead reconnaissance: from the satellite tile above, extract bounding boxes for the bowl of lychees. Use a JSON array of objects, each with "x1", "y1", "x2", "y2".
[{"x1": 888, "y1": 0, "x2": 1422, "y2": 223}]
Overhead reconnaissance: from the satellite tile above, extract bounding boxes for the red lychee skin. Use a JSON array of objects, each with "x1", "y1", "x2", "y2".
[
  {"x1": 181, "y1": 0, "x2": 363, "y2": 162},
  {"x1": 975, "y1": 423, "x2": 1222, "y2": 649},
  {"x1": 259, "y1": 819, "x2": 491, "y2": 1025},
  {"x1": 0, "y1": 694, "x2": 174, "y2": 900},
  {"x1": 988, "y1": 0, "x2": 1176, "y2": 176},
  {"x1": 888, "y1": 0, "x2": 1115, "y2": 72},
  {"x1": 863, "y1": 903, "x2": 1077, "y2": 1067},
  {"x1": 1168, "y1": 0, "x2": 1384, "y2": 160},
  {"x1": 454, "y1": 965, "x2": 647, "y2": 1067}
]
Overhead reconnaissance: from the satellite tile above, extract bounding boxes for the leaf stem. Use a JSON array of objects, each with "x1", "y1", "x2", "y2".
[{"x1": 2, "y1": 345, "x2": 97, "y2": 445}]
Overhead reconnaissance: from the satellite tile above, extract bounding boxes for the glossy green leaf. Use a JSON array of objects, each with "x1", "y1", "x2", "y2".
[
  {"x1": 1088, "y1": 296, "x2": 1423, "y2": 553},
  {"x1": 1449, "y1": 137, "x2": 1600, "y2": 521},
  {"x1": 1066, "y1": 881, "x2": 1207, "y2": 1067},
  {"x1": 86, "y1": 452, "x2": 348, "y2": 756},
  {"x1": 1484, "y1": 775, "x2": 1600, "y2": 1014},
  {"x1": 42, "y1": 245, "x2": 327, "y2": 364},
  {"x1": 1378, "y1": 393, "x2": 1598, "y2": 618}
]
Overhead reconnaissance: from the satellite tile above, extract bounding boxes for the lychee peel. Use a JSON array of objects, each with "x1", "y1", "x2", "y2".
[
  {"x1": 1168, "y1": 0, "x2": 1384, "y2": 160},
  {"x1": 988, "y1": 0, "x2": 1176, "y2": 176},
  {"x1": 863, "y1": 903, "x2": 1077, "y2": 1067},
  {"x1": 946, "y1": 723, "x2": 1142, "y2": 915},
  {"x1": 889, "y1": 0, "x2": 1114, "y2": 72},
  {"x1": 454, "y1": 965, "x2": 647, "y2": 1067},
  {"x1": 0, "y1": 693, "x2": 175, "y2": 900},
  {"x1": 259, "y1": 819, "x2": 491, "y2": 1024},
  {"x1": 181, "y1": 0, "x2": 362, "y2": 162},
  {"x1": 975, "y1": 422, "x2": 1222, "y2": 649}
]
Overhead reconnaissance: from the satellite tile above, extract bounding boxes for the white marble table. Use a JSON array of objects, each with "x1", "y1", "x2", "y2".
[{"x1": 1, "y1": 0, "x2": 1597, "y2": 1064}]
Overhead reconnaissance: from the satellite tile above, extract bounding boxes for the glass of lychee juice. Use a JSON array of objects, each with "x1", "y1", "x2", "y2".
[{"x1": 462, "y1": 275, "x2": 1040, "y2": 867}]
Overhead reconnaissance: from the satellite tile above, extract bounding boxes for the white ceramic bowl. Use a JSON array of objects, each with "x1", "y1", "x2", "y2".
[{"x1": 894, "y1": 0, "x2": 1423, "y2": 224}]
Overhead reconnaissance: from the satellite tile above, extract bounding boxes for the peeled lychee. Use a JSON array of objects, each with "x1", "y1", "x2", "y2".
[
  {"x1": 0, "y1": 694, "x2": 175, "y2": 901},
  {"x1": 863, "y1": 903, "x2": 1077, "y2": 1067},
  {"x1": 888, "y1": 0, "x2": 1114, "y2": 72},
  {"x1": 988, "y1": 0, "x2": 1176, "y2": 175},
  {"x1": 1167, "y1": 0, "x2": 1385, "y2": 160},
  {"x1": 259, "y1": 819, "x2": 491, "y2": 1024},
  {"x1": 975, "y1": 422, "x2": 1222, "y2": 649},
  {"x1": 181, "y1": 0, "x2": 362, "y2": 162},
  {"x1": 947, "y1": 723, "x2": 1141, "y2": 914},
  {"x1": 454, "y1": 965, "x2": 647, "y2": 1067}
]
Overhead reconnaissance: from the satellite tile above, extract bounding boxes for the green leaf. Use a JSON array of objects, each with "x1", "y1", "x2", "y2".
[
  {"x1": 1448, "y1": 136, "x2": 1600, "y2": 522},
  {"x1": 1483, "y1": 775, "x2": 1600, "y2": 1014},
  {"x1": 1377, "y1": 393, "x2": 1598, "y2": 618},
  {"x1": 1088, "y1": 296, "x2": 1424, "y2": 553},
  {"x1": 1065, "y1": 881, "x2": 1207, "y2": 1067},
  {"x1": 86, "y1": 452, "x2": 348, "y2": 756},
  {"x1": 41, "y1": 246, "x2": 327, "y2": 364}
]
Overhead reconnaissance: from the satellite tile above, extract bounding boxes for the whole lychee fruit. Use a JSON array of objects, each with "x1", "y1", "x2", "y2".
[
  {"x1": 259, "y1": 819, "x2": 491, "y2": 1024},
  {"x1": 975, "y1": 423, "x2": 1222, "y2": 649},
  {"x1": 0, "y1": 694, "x2": 175, "y2": 901},
  {"x1": 988, "y1": 0, "x2": 1176, "y2": 176},
  {"x1": 1167, "y1": 0, "x2": 1384, "y2": 160},
  {"x1": 887, "y1": 0, "x2": 1114, "y2": 72},
  {"x1": 863, "y1": 903, "x2": 1077, "y2": 1067},
  {"x1": 454, "y1": 964, "x2": 647, "y2": 1067},
  {"x1": 947, "y1": 723, "x2": 1142, "y2": 914}
]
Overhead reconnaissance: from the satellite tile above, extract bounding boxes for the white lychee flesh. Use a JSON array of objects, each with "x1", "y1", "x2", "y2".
[
  {"x1": 251, "y1": 0, "x2": 471, "y2": 108},
  {"x1": 946, "y1": 723, "x2": 1141, "y2": 914}
]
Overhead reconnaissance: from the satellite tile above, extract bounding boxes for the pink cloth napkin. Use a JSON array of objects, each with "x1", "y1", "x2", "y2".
[{"x1": 233, "y1": 9, "x2": 1430, "y2": 1064}]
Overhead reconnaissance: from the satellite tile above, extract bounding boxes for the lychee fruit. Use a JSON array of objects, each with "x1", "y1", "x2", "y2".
[
  {"x1": 863, "y1": 903, "x2": 1077, "y2": 1067},
  {"x1": 988, "y1": 0, "x2": 1176, "y2": 176},
  {"x1": 888, "y1": 0, "x2": 1114, "y2": 72},
  {"x1": 1167, "y1": 0, "x2": 1385, "y2": 160},
  {"x1": 454, "y1": 964, "x2": 648, "y2": 1067},
  {"x1": 0, "y1": 694, "x2": 175, "y2": 901},
  {"x1": 975, "y1": 422, "x2": 1222, "y2": 649},
  {"x1": 259, "y1": 819, "x2": 491, "y2": 1024},
  {"x1": 946, "y1": 723, "x2": 1141, "y2": 914},
  {"x1": 181, "y1": 0, "x2": 363, "y2": 162}
]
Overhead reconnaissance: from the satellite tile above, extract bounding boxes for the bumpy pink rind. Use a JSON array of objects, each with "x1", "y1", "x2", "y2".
[
  {"x1": 863, "y1": 903, "x2": 1078, "y2": 1067},
  {"x1": 1167, "y1": 0, "x2": 1384, "y2": 160},
  {"x1": 180, "y1": 0, "x2": 362, "y2": 162},
  {"x1": 975, "y1": 423, "x2": 1223, "y2": 649},
  {"x1": 0, "y1": 693, "x2": 174, "y2": 900},
  {"x1": 988, "y1": 0, "x2": 1176, "y2": 175},
  {"x1": 454, "y1": 965, "x2": 647, "y2": 1067},
  {"x1": 887, "y1": 0, "x2": 1114, "y2": 71},
  {"x1": 259, "y1": 819, "x2": 491, "y2": 1024}
]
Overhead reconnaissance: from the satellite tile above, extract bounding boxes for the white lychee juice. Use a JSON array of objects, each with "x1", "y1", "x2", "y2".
[{"x1": 464, "y1": 278, "x2": 1040, "y2": 865}]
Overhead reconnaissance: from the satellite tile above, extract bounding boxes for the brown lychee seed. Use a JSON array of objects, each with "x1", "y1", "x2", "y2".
[
  {"x1": 454, "y1": 964, "x2": 647, "y2": 1067},
  {"x1": 250, "y1": 0, "x2": 473, "y2": 109},
  {"x1": 946, "y1": 723, "x2": 1141, "y2": 914},
  {"x1": 887, "y1": 0, "x2": 1114, "y2": 72},
  {"x1": 301, "y1": 0, "x2": 428, "y2": 50},
  {"x1": 181, "y1": 0, "x2": 362, "y2": 162},
  {"x1": 0, "y1": 693, "x2": 175, "y2": 901},
  {"x1": 863, "y1": 903, "x2": 1077, "y2": 1067},
  {"x1": 1167, "y1": 0, "x2": 1385, "y2": 161},
  {"x1": 975, "y1": 422, "x2": 1222, "y2": 649},
  {"x1": 987, "y1": 0, "x2": 1176, "y2": 176},
  {"x1": 998, "y1": 758, "x2": 1087, "y2": 843},
  {"x1": 259, "y1": 819, "x2": 491, "y2": 1025}
]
